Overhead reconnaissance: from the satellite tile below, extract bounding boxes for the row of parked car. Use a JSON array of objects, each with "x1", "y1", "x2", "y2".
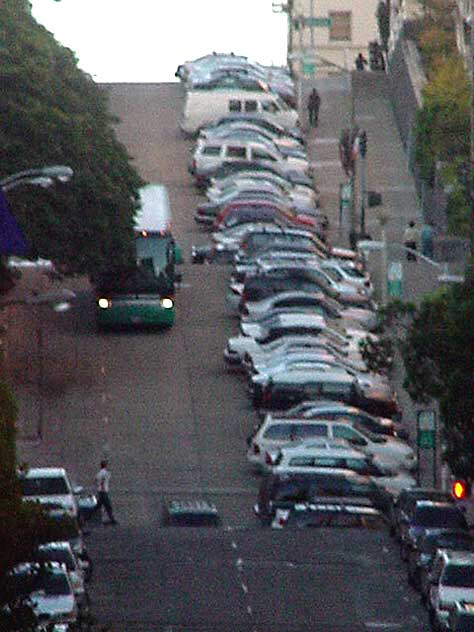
[
  {"x1": 183, "y1": 52, "x2": 474, "y2": 631},
  {"x1": 4, "y1": 466, "x2": 98, "y2": 630}
]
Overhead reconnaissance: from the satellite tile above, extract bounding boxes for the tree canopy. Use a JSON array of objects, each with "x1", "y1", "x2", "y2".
[{"x1": 0, "y1": 0, "x2": 144, "y2": 279}]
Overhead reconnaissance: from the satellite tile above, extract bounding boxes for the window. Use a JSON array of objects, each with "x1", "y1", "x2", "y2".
[
  {"x1": 329, "y1": 11, "x2": 352, "y2": 41},
  {"x1": 333, "y1": 425, "x2": 366, "y2": 445},
  {"x1": 252, "y1": 148, "x2": 276, "y2": 161},
  {"x1": 229, "y1": 99, "x2": 242, "y2": 112},
  {"x1": 262, "y1": 100, "x2": 278, "y2": 113},
  {"x1": 21, "y1": 477, "x2": 69, "y2": 496},
  {"x1": 202, "y1": 146, "x2": 221, "y2": 156},
  {"x1": 263, "y1": 424, "x2": 293, "y2": 440},
  {"x1": 226, "y1": 146, "x2": 246, "y2": 159},
  {"x1": 289, "y1": 456, "x2": 316, "y2": 467},
  {"x1": 294, "y1": 424, "x2": 327, "y2": 439},
  {"x1": 245, "y1": 100, "x2": 258, "y2": 112}
]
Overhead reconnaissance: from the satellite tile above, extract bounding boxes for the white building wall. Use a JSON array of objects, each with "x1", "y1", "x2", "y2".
[{"x1": 289, "y1": 0, "x2": 380, "y2": 74}]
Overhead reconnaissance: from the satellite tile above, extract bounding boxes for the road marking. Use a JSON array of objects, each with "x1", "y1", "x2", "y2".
[
  {"x1": 365, "y1": 623, "x2": 403, "y2": 629},
  {"x1": 314, "y1": 137, "x2": 339, "y2": 145},
  {"x1": 310, "y1": 159, "x2": 341, "y2": 168},
  {"x1": 247, "y1": 605, "x2": 253, "y2": 615},
  {"x1": 231, "y1": 541, "x2": 238, "y2": 549},
  {"x1": 236, "y1": 557, "x2": 243, "y2": 570},
  {"x1": 241, "y1": 582, "x2": 248, "y2": 594}
]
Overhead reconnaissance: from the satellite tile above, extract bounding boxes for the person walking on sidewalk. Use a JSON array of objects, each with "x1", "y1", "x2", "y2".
[
  {"x1": 93, "y1": 460, "x2": 118, "y2": 525},
  {"x1": 403, "y1": 220, "x2": 419, "y2": 261},
  {"x1": 355, "y1": 53, "x2": 368, "y2": 71},
  {"x1": 307, "y1": 88, "x2": 321, "y2": 127}
]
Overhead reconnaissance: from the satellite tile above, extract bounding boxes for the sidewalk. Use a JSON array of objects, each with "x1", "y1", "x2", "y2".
[{"x1": 302, "y1": 70, "x2": 441, "y2": 489}]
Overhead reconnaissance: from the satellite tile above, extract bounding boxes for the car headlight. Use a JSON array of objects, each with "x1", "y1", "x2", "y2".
[
  {"x1": 160, "y1": 297, "x2": 174, "y2": 309},
  {"x1": 97, "y1": 297, "x2": 111, "y2": 309}
]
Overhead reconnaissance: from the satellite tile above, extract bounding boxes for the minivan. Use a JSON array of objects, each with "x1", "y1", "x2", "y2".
[{"x1": 179, "y1": 89, "x2": 299, "y2": 136}]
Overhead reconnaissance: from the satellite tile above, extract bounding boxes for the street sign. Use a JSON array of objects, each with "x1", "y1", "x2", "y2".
[
  {"x1": 417, "y1": 410, "x2": 436, "y2": 449},
  {"x1": 304, "y1": 17, "x2": 331, "y2": 27},
  {"x1": 302, "y1": 61, "x2": 315, "y2": 76},
  {"x1": 387, "y1": 261, "x2": 403, "y2": 298}
]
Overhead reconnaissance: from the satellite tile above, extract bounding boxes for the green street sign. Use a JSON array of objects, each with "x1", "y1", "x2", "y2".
[
  {"x1": 304, "y1": 17, "x2": 331, "y2": 27},
  {"x1": 417, "y1": 410, "x2": 436, "y2": 450},
  {"x1": 387, "y1": 261, "x2": 403, "y2": 298}
]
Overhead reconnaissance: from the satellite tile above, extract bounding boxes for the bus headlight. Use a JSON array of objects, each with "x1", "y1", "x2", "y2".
[
  {"x1": 98, "y1": 297, "x2": 111, "y2": 309},
  {"x1": 161, "y1": 297, "x2": 174, "y2": 309}
]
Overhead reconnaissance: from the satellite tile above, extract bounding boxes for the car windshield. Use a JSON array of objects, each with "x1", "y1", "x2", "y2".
[
  {"x1": 37, "y1": 549, "x2": 75, "y2": 571},
  {"x1": 414, "y1": 507, "x2": 468, "y2": 529},
  {"x1": 38, "y1": 572, "x2": 71, "y2": 596},
  {"x1": 422, "y1": 534, "x2": 474, "y2": 554},
  {"x1": 289, "y1": 508, "x2": 384, "y2": 529},
  {"x1": 443, "y1": 565, "x2": 474, "y2": 588},
  {"x1": 352, "y1": 422, "x2": 384, "y2": 443},
  {"x1": 21, "y1": 477, "x2": 69, "y2": 496}
]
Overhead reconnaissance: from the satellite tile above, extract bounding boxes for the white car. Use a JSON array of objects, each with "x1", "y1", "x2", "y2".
[
  {"x1": 247, "y1": 416, "x2": 417, "y2": 473},
  {"x1": 37, "y1": 541, "x2": 87, "y2": 607},
  {"x1": 224, "y1": 313, "x2": 328, "y2": 366},
  {"x1": 12, "y1": 562, "x2": 78, "y2": 625},
  {"x1": 320, "y1": 259, "x2": 374, "y2": 298},
  {"x1": 19, "y1": 467, "x2": 82, "y2": 518},
  {"x1": 240, "y1": 289, "x2": 377, "y2": 331},
  {"x1": 269, "y1": 443, "x2": 416, "y2": 497}
]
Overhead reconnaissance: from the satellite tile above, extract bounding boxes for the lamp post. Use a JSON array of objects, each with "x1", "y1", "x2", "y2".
[{"x1": 0, "y1": 165, "x2": 73, "y2": 192}]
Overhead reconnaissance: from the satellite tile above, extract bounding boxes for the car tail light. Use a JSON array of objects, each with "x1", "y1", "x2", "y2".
[{"x1": 253, "y1": 442, "x2": 260, "y2": 455}]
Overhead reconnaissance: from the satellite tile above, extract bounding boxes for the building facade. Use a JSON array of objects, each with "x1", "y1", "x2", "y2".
[{"x1": 281, "y1": 0, "x2": 381, "y2": 75}]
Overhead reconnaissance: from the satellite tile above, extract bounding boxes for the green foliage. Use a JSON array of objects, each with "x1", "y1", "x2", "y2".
[
  {"x1": 414, "y1": 56, "x2": 469, "y2": 183},
  {"x1": 0, "y1": 1, "x2": 145, "y2": 279},
  {"x1": 401, "y1": 282, "x2": 474, "y2": 475}
]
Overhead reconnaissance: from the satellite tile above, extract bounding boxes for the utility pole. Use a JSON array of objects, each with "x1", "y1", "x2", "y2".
[
  {"x1": 309, "y1": 0, "x2": 315, "y2": 49},
  {"x1": 359, "y1": 130, "x2": 368, "y2": 236}
]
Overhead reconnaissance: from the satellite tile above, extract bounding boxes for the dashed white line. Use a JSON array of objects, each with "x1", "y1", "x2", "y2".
[{"x1": 241, "y1": 582, "x2": 248, "y2": 594}]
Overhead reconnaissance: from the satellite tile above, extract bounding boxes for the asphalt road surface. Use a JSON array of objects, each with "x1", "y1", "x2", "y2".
[{"x1": 17, "y1": 82, "x2": 431, "y2": 631}]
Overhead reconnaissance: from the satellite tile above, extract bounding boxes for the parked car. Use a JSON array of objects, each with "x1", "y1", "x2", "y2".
[
  {"x1": 407, "y1": 529, "x2": 474, "y2": 591},
  {"x1": 35, "y1": 541, "x2": 88, "y2": 606},
  {"x1": 271, "y1": 498, "x2": 385, "y2": 530},
  {"x1": 399, "y1": 500, "x2": 469, "y2": 561},
  {"x1": 254, "y1": 469, "x2": 392, "y2": 525},
  {"x1": 268, "y1": 443, "x2": 416, "y2": 497},
  {"x1": 9, "y1": 561, "x2": 78, "y2": 626},
  {"x1": 264, "y1": 401, "x2": 406, "y2": 439},
  {"x1": 427, "y1": 550, "x2": 474, "y2": 631},
  {"x1": 390, "y1": 487, "x2": 456, "y2": 541},
  {"x1": 200, "y1": 112, "x2": 304, "y2": 143},
  {"x1": 247, "y1": 415, "x2": 417, "y2": 473},
  {"x1": 161, "y1": 499, "x2": 221, "y2": 527},
  {"x1": 18, "y1": 467, "x2": 83, "y2": 518}
]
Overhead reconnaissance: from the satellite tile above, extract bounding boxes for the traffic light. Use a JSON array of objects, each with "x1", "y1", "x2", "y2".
[
  {"x1": 452, "y1": 479, "x2": 470, "y2": 500},
  {"x1": 359, "y1": 130, "x2": 368, "y2": 158}
]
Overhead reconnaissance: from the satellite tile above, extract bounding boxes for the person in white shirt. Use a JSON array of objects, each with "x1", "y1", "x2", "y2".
[{"x1": 94, "y1": 460, "x2": 117, "y2": 525}]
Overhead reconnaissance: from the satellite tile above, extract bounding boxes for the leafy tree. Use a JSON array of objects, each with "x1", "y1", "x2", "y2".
[
  {"x1": 414, "y1": 56, "x2": 469, "y2": 183},
  {"x1": 0, "y1": 0, "x2": 144, "y2": 280},
  {"x1": 362, "y1": 287, "x2": 474, "y2": 480}
]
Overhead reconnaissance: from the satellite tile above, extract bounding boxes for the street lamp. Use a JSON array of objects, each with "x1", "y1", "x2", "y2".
[{"x1": 0, "y1": 165, "x2": 73, "y2": 192}]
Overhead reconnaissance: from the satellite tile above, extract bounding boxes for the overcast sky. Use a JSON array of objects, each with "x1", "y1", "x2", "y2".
[{"x1": 30, "y1": 0, "x2": 288, "y2": 82}]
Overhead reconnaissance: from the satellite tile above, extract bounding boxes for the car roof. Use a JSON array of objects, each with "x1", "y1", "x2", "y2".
[
  {"x1": 279, "y1": 445, "x2": 363, "y2": 459},
  {"x1": 267, "y1": 370, "x2": 355, "y2": 385},
  {"x1": 20, "y1": 467, "x2": 68, "y2": 478},
  {"x1": 164, "y1": 499, "x2": 219, "y2": 515},
  {"x1": 437, "y1": 550, "x2": 474, "y2": 565}
]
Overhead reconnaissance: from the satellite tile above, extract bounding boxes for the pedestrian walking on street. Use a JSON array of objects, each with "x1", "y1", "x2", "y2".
[
  {"x1": 307, "y1": 88, "x2": 321, "y2": 127},
  {"x1": 421, "y1": 221, "x2": 435, "y2": 259},
  {"x1": 403, "y1": 220, "x2": 419, "y2": 261},
  {"x1": 93, "y1": 460, "x2": 118, "y2": 525},
  {"x1": 355, "y1": 53, "x2": 368, "y2": 71}
]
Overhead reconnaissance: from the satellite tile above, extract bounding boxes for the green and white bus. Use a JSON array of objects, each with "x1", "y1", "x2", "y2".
[{"x1": 95, "y1": 184, "x2": 182, "y2": 329}]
